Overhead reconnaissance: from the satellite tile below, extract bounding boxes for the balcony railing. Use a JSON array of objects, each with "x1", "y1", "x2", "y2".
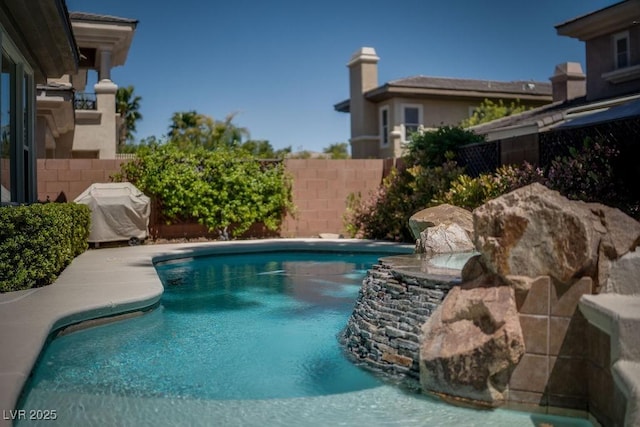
[{"x1": 74, "y1": 92, "x2": 97, "y2": 110}]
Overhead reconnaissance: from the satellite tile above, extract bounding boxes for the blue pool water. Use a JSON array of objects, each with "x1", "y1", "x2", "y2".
[{"x1": 18, "y1": 250, "x2": 592, "y2": 426}]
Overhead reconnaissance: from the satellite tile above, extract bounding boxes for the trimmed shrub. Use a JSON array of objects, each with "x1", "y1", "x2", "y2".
[{"x1": 0, "y1": 203, "x2": 90, "y2": 292}]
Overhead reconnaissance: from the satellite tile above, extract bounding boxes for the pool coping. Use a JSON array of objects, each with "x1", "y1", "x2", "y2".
[{"x1": 0, "y1": 238, "x2": 413, "y2": 426}]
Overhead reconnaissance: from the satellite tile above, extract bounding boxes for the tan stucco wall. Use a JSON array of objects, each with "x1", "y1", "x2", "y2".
[
  {"x1": 585, "y1": 26, "x2": 640, "y2": 100},
  {"x1": 351, "y1": 96, "x2": 549, "y2": 159},
  {"x1": 71, "y1": 80, "x2": 118, "y2": 159},
  {"x1": 350, "y1": 137, "x2": 381, "y2": 159},
  {"x1": 349, "y1": 61, "x2": 379, "y2": 140}
]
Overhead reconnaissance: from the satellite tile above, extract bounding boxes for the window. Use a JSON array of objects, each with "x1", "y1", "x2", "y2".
[
  {"x1": 379, "y1": 107, "x2": 389, "y2": 146},
  {"x1": 614, "y1": 32, "x2": 629, "y2": 69},
  {"x1": 0, "y1": 51, "x2": 14, "y2": 203},
  {"x1": 402, "y1": 105, "x2": 422, "y2": 141},
  {"x1": 0, "y1": 29, "x2": 35, "y2": 204}
]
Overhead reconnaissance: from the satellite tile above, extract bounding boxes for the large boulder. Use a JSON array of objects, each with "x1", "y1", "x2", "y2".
[
  {"x1": 420, "y1": 274, "x2": 525, "y2": 406},
  {"x1": 473, "y1": 183, "x2": 640, "y2": 290},
  {"x1": 410, "y1": 204, "x2": 475, "y2": 254},
  {"x1": 409, "y1": 204, "x2": 474, "y2": 240},
  {"x1": 418, "y1": 223, "x2": 476, "y2": 254}
]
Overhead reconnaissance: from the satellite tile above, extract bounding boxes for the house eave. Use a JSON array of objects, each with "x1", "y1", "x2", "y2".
[
  {"x1": 556, "y1": 0, "x2": 640, "y2": 41},
  {"x1": 0, "y1": 0, "x2": 79, "y2": 83},
  {"x1": 365, "y1": 85, "x2": 552, "y2": 104},
  {"x1": 334, "y1": 99, "x2": 350, "y2": 113}
]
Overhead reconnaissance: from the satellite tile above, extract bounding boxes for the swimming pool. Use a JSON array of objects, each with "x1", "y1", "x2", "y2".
[{"x1": 18, "y1": 247, "x2": 592, "y2": 426}]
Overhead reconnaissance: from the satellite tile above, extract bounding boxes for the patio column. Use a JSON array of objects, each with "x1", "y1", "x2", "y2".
[
  {"x1": 98, "y1": 48, "x2": 113, "y2": 81},
  {"x1": 93, "y1": 79, "x2": 118, "y2": 158}
]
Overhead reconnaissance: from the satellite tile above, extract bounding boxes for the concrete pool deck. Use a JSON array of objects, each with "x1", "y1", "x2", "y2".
[{"x1": 0, "y1": 239, "x2": 412, "y2": 426}]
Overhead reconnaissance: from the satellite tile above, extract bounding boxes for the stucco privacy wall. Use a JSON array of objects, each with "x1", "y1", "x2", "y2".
[{"x1": 36, "y1": 158, "x2": 395, "y2": 237}]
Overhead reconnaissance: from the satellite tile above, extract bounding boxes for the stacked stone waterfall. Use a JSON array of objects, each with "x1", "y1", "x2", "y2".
[{"x1": 342, "y1": 183, "x2": 640, "y2": 420}]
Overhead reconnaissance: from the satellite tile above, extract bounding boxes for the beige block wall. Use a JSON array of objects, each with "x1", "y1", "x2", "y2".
[
  {"x1": 37, "y1": 158, "x2": 396, "y2": 238},
  {"x1": 36, "y1": 159, "x2": 127, "y2": 202},
  {"x1": 281, "y1": 158, "x2": 394, "y2": 237}
]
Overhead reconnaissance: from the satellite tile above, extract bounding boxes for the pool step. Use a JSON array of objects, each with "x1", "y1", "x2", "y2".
[{"x1": 580, "y1": 294, "x2": 640, "y2": 427}]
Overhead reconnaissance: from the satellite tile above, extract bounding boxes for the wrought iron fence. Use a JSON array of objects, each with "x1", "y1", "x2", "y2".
[
  {"x1": 74, "y1": 92, "x2": 97, "y2": 110},
  {"x1": 456, "y1": 140, "x2": 501, "y2": 177}
]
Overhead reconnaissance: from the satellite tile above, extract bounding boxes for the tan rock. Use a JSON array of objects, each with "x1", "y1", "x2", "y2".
[
  {"x1": 420, "y1": 274, "x2": 525, "y2": 406},
  {"x1": 409, "y1": 203, "x2": 474, "y2": 241},
  {"x1": 418, "y1": 223, "x2": 475, "y2": 255},
  {"x1": 473, "y1": 183, "x2": 640, "y2": 289},
  {"x1": 461, "y1": 254, "x2": 488, "y2": 282}
]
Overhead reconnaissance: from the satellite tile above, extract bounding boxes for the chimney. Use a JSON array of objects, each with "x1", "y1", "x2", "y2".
[
  {"x1": 550, "y1": 62, "x2": 586, "y2": 103},
  {"x1": 347, "y1": 47, "x2": 379, "y2": 141}
]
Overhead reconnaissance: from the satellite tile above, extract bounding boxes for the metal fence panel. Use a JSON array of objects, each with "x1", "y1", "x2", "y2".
[{"x1": 456, "y1": 141, "x2": 501, "y2": 177}]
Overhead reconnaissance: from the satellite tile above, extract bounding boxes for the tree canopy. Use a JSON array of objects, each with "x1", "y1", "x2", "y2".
[
  {"x1": 168, "y1": 111, "x2": 249, "y2": 150},
  {"x1": 461, "y1": 99, "x2": 528, "y2": 128}
]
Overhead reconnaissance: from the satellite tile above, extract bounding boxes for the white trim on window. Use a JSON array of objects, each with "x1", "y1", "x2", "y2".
[
  {"x1": 401, "y1": 103, "x2": 423, "y2": 142},
  {"x1": 613, "y1": 31, "x2": 630, "y2": 70},
  {"x1": 379, "y1": 106, "x2": 389, "y2": 147}
]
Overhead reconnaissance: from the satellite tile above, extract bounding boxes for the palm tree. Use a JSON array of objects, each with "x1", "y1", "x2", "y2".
[
  {"x1": 210, "y1": 113, "x2": 249, "y2": 149},
  {"x1": 116, "y1": 85, "x2": 142, "y2": 151}
]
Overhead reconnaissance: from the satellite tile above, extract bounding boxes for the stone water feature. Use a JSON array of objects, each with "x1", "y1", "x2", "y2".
[{"x1": 342, "y1": 183, "x2": 640, "y2": 426}]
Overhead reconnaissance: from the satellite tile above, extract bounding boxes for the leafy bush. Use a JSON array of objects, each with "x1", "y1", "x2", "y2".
[
  {"x1": 461, "y1": 99, "x2": 529, "y2": 127},
  {"x1": 434, "y1": 138, "x2": 628, "y2": 214},
  {"x1": 405, "y1": 126, "x2": 485, "y2": 168},
  {"x1": 434, "y1": 163, "x2": 546, "y2": 210},
  {"x1": 345, "y1": 161, "x2": 463, "y2": 241},
  {"x1": 433, "y1": 173, "x2": 503, "y2": 210},
  {"x1": 345, "y1": 126, "x2": 478, "y2": 241},
  {"x1": 113, "y1": 144, "x2": 293, "y2": 237},
  {"x1": 546, "y1": 138, "x2": 619, "y2": 205},
  {"x1": 0, "y1": 203, "x2": 90, "y2": 292}
]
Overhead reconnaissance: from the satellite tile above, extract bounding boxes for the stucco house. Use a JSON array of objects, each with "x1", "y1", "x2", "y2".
[
  {"x1": 469, "y1": 0, "x2": 640, "y2": 167},
  {"x1": 36, "y1": 12, "x2": 137, "y2": 160},
  {"x1": 334, "y1": 47, "x2": 553, "y2": 159},
  {"x1": 0, "y1": 0, "x2": 78, "y2": 204}
]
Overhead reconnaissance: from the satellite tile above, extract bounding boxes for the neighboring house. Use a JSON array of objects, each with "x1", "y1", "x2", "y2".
[
  {"x1": 334, "y1": 47, "x2": 553, "y2": 159},
  {"x1": 0, "y1": 0, "x2": 79, "y2": 204},
  {"x1": 36, "y1": 12, "x2": 137, "y2": 160},
  {"x1": 469, "y1": 0, "x2": 640, "y2": 167}
]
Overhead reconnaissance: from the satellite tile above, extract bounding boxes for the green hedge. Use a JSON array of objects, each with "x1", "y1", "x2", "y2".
[{"x1": 0, "y1": 203, "x2": 91, "y2": 292}]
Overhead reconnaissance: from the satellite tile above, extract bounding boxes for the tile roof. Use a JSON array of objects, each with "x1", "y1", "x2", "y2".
[
  {"x1": 334, "y1": 75, "x2": 552, "y2": 112},
  {"x1": 69, "y1": 12, "x2": 138, "y2": 26},
  {"x1": 387, "y1": 75, "x2": 552, "y2": 96},
  {"x1": 469, "y1": 92, "x2": 640, "y2": 139}
]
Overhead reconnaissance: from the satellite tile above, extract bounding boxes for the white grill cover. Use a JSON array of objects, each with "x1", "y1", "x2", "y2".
[{"x1": 74, "y1": 183, "x2": 151, "y2": 243}]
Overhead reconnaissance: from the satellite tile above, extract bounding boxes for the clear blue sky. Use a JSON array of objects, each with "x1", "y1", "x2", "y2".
[{"x1": 66, "y1": 0, "x2": 618, "y2": 153}]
